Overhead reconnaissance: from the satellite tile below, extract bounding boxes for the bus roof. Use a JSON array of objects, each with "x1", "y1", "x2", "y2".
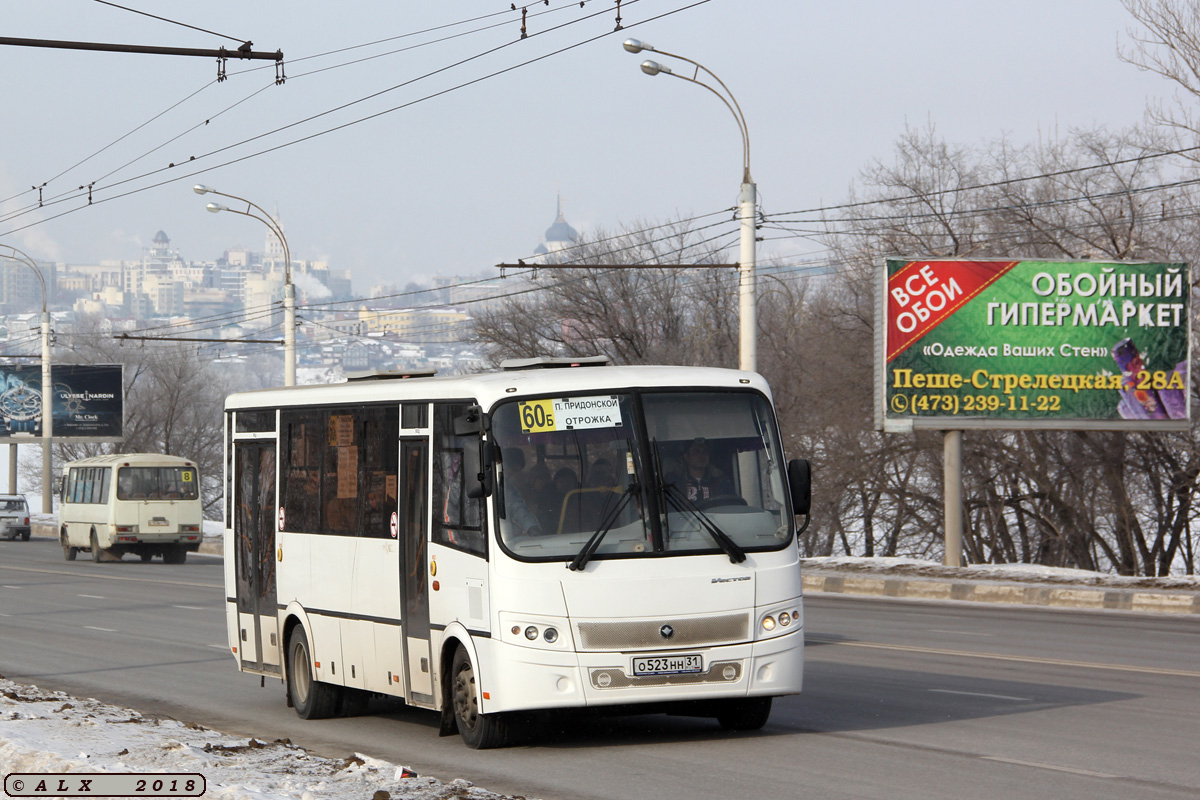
[
  {"x1": 224, "y1": 365, "x2": 771, "y2": 413},
  {"x1": 63, "y1": 453, "x2": 197, "y2": 469}
]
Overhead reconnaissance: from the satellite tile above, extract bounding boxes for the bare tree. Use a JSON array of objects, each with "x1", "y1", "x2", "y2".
[{"x1": 37, "y1": 315, "x2": 235, "y2": 519}]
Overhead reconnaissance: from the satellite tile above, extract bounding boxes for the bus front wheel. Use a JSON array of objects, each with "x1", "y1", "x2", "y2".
[
  {"x1": 716, "y1": 696, "x2": 773, "y2": 731},
  {"x1": 286, "y1": 626, "x2": 339, "y2": 719},
  {"x1": 450, "y1": 645, "x2": 509, "y2": 749}
]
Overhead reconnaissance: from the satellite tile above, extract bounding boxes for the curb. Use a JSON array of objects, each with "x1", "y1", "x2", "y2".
[{"x1": 803, "y1": 572, "x2": 1200, "y2": 615}]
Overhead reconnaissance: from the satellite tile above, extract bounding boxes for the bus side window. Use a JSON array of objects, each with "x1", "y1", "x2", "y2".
[{"x1": 432, "y1": 403, "x2": 486, "y2": 556}]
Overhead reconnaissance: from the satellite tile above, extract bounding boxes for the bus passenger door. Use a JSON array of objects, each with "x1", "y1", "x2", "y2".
[
  {"x1": 398, "y1": 438, "x2": 433, "y2": 703},
  {"x1": 234, "y1": 442, "x2": 281, "y2": 674}
]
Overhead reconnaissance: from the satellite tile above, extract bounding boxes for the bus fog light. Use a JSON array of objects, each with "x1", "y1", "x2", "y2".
[
  {"x1": 524, "y1": 626, "x2": 539, "y2": 640},
  {"x1": 543, "y1": 627, "x2": 558, "y2": 643},
  {"x1": 762, "y1": 616, "x2": 776, "y2": 632},
  {"x1": 722, "y1": 664, "x2": 737, "y2": 681}
]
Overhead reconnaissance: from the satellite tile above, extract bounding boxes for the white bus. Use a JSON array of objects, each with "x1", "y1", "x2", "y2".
[
  {"x1": 223, "y1": 359, "x2": 811, "y2": 748},
  {"x1": 59, "y1": 453, "x2": 204, "y2": 563}
]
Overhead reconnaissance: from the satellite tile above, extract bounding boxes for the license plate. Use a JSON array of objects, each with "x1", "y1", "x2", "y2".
[
  {"x1": 632, "y1": 654, "x2": 703, "y2": 676},
  {"x1": 148, "y1": 516, "x2": 169, "y2": 526}
]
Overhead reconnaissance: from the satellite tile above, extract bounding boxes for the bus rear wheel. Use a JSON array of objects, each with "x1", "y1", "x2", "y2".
[
  {"x1": 90, "y1": 530, "x2": 114, "y2": 562},
  {"x1": 61, "y1": 529, "x2": 78, "y2": 561},
  {"x1": 450, "y1": 645, "x2": 509, "y2": 749},
  {"x1": 716, "y1": 696, "x2": 773, "y2": 731},
  {"x1": 287, "y1": 626, "x2": 339, "y2": 719}
]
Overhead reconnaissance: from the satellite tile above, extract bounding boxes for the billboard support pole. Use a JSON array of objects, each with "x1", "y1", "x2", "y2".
[
  {"x1": 8, "y1": 445, "x2": 16, "y2": 494},
  {"x1": 944, "y1": 430, "x2": 963, "y2": 567}
]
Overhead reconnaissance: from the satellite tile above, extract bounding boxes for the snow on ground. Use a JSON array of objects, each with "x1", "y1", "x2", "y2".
[
  {"x1": 0, "y1": 679, "x2": 530, "y2": 800},
  {"x1": 803, "y1": 555, "x2": 1200, "y2": 590}
]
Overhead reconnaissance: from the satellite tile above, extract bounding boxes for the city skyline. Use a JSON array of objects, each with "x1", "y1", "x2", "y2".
[{"x1": 0, "y1": 2, "x2": 1174, "y2": 291}]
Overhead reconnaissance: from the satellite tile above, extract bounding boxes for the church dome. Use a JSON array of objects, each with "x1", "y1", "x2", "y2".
[{"x1": 544, "y1": 213, "x2": 578, "y2": 245}]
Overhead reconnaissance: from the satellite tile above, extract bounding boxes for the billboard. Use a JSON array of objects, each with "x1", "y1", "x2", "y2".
[
  {"x1": 877, "y1": 259, "x2": 1191, "y2": 432},
  {"x1": 0, "y1": 364, "x2": 123, "y2": 440}
]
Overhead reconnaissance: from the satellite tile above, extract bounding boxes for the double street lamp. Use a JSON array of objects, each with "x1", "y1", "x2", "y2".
[
  {"x1": 0, "y1": 245, "x2": 53, "y2": 513},
  {"x1": 623, "y1": 38, "x2": 758, "y2": 372},
  {"x1": 193, "y1": 185, "x2": 296, "y2": 386}
]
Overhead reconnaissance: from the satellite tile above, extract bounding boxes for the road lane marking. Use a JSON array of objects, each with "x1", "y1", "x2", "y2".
[
  {"x1": 0, "y1": 564, "x2": 215, "y2": 589},
  {"x1": 929, "y1": 629, "x2": 994, "y2": 636},
  {"x1": 809, "y1": 637, "x2": 1200, "y2": 678},
  {"x1": 982, "y1": 756, "x2": 1117, "y2": 779},
  {"x1": 84, "y1": 626, "x2": 118, "y2": 632},
  {"x1": 78, "y1": 594, "x2": 105, "y2": 599},
  {"x1": 929, "y1": 689, "x2": 1031, "y2": 702},
  {"x1": 172, "y1": 605, "x2": 205, "y2": 610}
]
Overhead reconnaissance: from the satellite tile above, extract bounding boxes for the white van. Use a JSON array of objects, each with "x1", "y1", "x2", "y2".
[{"x1": 59, "y1": 453, "x2": 203, "y2": 563}]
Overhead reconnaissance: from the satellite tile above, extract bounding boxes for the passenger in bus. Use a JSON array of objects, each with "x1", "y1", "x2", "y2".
[
  {"x1": 670, "y1": 437, "x2": 733, "y2": 503},
  {"x1": 500, "y1": 449, "x2": 543, "y2": 537},
  {"x1": 551, "y1": 467, "x2": 583, "y2": 533},
  {"x1": 524, "y1": 464, "x2": 560, "y2": 532},
  {"x1": 583, "y1": 458, "x2": 623, "y2": 521}
]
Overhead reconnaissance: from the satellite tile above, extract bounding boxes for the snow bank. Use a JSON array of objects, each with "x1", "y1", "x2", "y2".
[{"x1": 0, "y1": 679, "x2": 530, "y2": 800}]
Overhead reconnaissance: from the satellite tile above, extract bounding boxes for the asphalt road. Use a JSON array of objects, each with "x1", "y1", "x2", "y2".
[{"x1": 2, "y1": 536, "x2": 1198, "y2": 800}]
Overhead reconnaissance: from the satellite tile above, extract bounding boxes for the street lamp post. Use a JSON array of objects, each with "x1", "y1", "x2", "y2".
[
  {"x1": 193, "y1": 185, "x2": 296, "y2": 386},
  {"x1": 623, "y1": 39, "x2": 757, "y2": 372},
  {"x1": 0, "y1": 245, "x2": 53, "y2": 513}
]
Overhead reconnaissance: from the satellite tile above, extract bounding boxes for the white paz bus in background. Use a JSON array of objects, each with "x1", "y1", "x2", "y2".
[
  {"x1": 59, "y1": 453, "x2": 204, "y2": 563},
  {"x1": 223, "y1": 358, "x2": 811, "y2": 748}
]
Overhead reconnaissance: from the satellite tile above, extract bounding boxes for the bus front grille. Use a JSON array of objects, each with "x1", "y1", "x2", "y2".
[{"x1": 576, "y1": 613, "x2": 750, "y2": 651}]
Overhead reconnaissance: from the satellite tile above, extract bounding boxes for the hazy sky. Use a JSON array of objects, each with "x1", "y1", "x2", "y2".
[{"x1": 0, "y1": 1, "x2": 1175, "y2": 292}]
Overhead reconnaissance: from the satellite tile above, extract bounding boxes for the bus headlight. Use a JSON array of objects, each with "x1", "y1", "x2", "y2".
[
  {"x1": 757, "y1": 603, "x2": 801, "y2": 640},
  {"x1": 500, "y1": 613, "x2": 572, "y2": 650}
]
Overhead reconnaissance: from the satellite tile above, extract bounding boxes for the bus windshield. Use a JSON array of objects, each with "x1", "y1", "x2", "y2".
[
  {"x1": 491, "y1": 390, "x2": 792, "y2": 562},
  {"x1": 116, "y1": 466, "x2": 200, "y2": 501}
]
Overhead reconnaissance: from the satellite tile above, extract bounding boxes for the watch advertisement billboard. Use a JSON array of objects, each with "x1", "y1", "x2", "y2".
[
  {"x1": 0, "y1": 364, "x2": 123, "y2": 439},
  {"x1": 878, "y1": 259, "x2": 1191, "y2": 431}
]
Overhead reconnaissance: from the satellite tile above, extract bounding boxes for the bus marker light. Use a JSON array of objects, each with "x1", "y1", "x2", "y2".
[
  {"x1": 482, "y1": 692, "x2": 490, "y2": 700},
  {"x1": 511, "y1": 626, "x2": 521, "y2": 636},
  {"x1": 432, "y1": 581, "x2": 440, "y2": 591}
]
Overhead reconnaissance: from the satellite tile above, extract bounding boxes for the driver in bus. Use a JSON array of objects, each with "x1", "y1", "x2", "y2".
[{"x1": 672, "y1": 438, "x2": 733, "y2": 503}]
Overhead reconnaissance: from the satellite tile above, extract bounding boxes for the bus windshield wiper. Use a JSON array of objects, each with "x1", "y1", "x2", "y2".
[
  {"x1": 661, "y1": 482, "x2": 747, "y2": 564},
  {"x1": 567, "y1": 486, "x2": 636, "y2": 572}
]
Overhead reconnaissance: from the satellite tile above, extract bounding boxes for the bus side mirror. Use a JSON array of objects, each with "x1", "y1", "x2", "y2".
[
  {"x1": 54, "y1": 475, "x2": 64, "y2": 499},
  {"x1": 463, "y1": 441, "x2": 494, "y2": 499},
  {"x1": 787, "y1": 459, "x2": 811, "y2": 516},
  {"x1": 455, "y1": 406, "x2": 494, "y2": 499},
  {"x1": 454, "y1": 405, "x2": 489, "y2": 435}
]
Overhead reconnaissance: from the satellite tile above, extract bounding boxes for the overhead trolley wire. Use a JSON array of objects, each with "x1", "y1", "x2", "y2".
[{"x1": 0, "y1": 1, "x2": 706, "y2": 239}]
